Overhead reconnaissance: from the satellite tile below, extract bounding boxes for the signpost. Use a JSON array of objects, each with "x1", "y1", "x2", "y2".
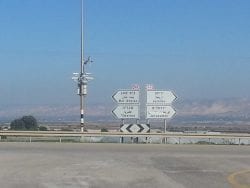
[
  {"x1": 112, "y1": 89, "x2": 141, "y2": 143},
  {"x1": 112, "y1": 105, "x2": 139, "y2": 119},
  {"x1": 146, "y1": 89, "x2": 177, "y2": 144},
  {"x1": 112, "y1": 86, "x2": 177, "y2": 144}
]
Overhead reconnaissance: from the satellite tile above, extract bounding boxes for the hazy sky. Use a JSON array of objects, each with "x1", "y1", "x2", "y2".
[{"x1": 0, "y1": 0, "x2": 250, "y2": 106}]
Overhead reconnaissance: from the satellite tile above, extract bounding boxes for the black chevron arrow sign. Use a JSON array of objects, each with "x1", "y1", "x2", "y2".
[{"x1": 120, "y1": 124, "x2": 150, "y2": 133}]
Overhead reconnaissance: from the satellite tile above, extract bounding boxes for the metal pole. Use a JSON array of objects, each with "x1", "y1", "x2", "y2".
[
  {"x1": 136, "y1": 119, "x2": 139, "y2": 143},
  {"x1": 120, "y1": 119, "x2": 124, "y2": 143},
  {"x1": 80, "y1": 0, "x2": 84, "y2": 132},
  {"x1": 72, "y1": 0, "x2": 93, "y2": 133},
  {"x1": 146, "y1": 119, "x2": 150, "y2": 143},
  {"x1": 80, "y1": 0, "x2": 84, "y2": 74},
  {"x1": 164, "y1": 119, "x2": 167, "y2": 144}
]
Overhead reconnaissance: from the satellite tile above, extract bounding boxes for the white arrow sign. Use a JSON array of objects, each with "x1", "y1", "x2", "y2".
[
  {"x1": 147, "y1": 91, "x2": 176, "y2": 105},
  {"x1": 120, "y1": 124, "x2": 150, "y2": 133},
  {"x1": 112, "y1": 105, "x2": 139, "y2": 119},
  {"x1": 112, "y1": 90, "x2": 140, "y2": 104},
  {"x1": 146, "y1": 106, "x2": 176, "y2": 119}
]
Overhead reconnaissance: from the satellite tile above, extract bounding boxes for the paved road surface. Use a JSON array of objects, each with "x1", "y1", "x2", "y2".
[{"x1": 0, "y1": 143, "x2": 249, "y2": 188}]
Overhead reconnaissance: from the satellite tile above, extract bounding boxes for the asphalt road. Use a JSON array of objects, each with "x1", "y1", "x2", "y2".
[{"x1": 0, "y1": 143, "x2": 249, "y2": 188}]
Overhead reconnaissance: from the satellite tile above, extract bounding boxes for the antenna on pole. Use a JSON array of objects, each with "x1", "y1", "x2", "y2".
[{"x1": 72, "y1": 0, "x2": 93, "y2": 132}]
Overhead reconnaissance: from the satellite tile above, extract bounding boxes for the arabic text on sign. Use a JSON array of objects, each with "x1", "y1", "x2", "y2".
[{"x1": 121, "y1": 115, "x2": 137, "y2": 118}]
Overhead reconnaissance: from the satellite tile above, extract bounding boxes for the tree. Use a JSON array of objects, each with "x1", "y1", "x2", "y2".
[
  {"x1": 10, "y1": 119, "x2": 26, "y2": 130},
  {"x1": 10, "y1": 116, "x2": 38, "y2": 131},
  {"x1": 21, "y1": 116, "x2": 38, "y2": 130}
]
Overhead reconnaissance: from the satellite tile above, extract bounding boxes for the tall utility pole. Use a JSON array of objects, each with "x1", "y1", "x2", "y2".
[{"x1": 72, "y1": 0, "x2": 93, "y2": 132}]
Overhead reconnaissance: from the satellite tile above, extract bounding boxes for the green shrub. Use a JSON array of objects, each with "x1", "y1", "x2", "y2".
[
  {"x1": 101, "y1": 128, "x2": 109, "y2": 132},
  {"x1": 39, "y1": 126, "x2": 48, "y2": 131}
]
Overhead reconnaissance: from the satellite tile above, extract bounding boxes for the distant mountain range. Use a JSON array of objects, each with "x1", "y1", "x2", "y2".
[{"x1": 1, "y1": 98, "x2": 250, "y2": 125}]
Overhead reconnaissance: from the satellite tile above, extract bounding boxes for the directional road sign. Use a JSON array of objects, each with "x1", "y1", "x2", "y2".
[
  {"x1": 112, "y1": 105, "x2": 139, "y2": 119},
  {"x1": 120, "y1": 124, "x2": 150, "y2": 133},
  {"x1": 147, "y1": 91, "x2": 176, "y2": 105},
  {"x1": 112, "y1": 90, "x2": 139, "y2": 104},
  {"x1": 146, "y1": 106, "x2": 176, "y2": 119}
]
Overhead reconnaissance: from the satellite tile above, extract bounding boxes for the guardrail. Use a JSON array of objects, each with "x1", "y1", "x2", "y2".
[{"x1": 0, "y1": 131, "x2": 249, "y2": 144}]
